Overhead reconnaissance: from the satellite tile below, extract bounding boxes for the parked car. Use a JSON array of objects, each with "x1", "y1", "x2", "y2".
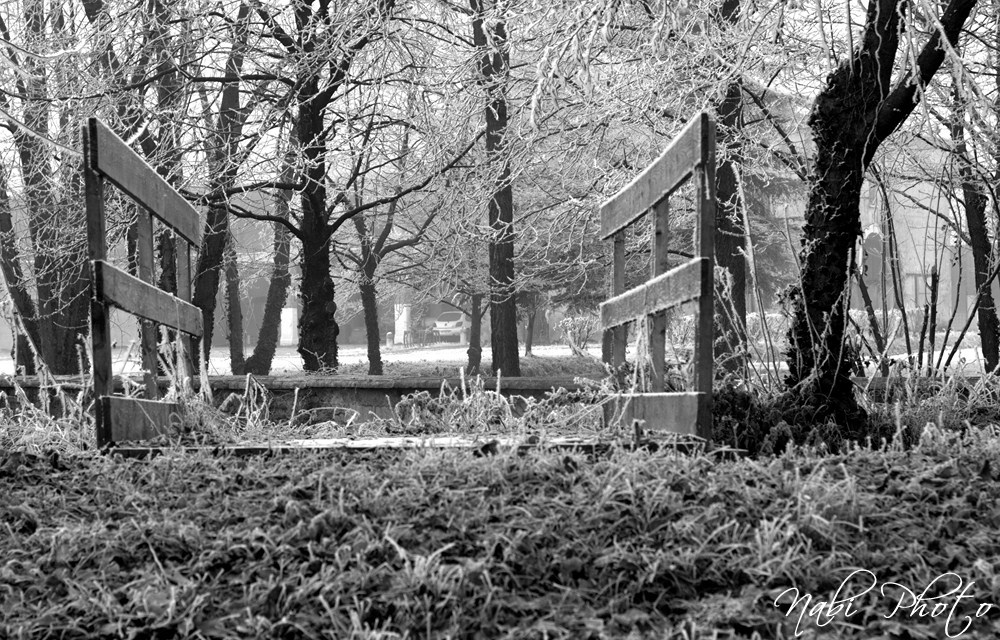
[{"x1": 431, "y1": 311, "x2": 468, "y2": 341}]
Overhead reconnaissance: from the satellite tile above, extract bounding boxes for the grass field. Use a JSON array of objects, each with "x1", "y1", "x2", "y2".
[
  {"x1": 4, "y1": 346, "x2": 1000, "y2": 638},
  {"x1": 4, "y1": 428, "x2": 1000, "y2": 639}
]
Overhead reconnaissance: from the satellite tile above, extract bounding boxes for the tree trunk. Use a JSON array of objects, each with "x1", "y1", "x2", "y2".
[
  {"x1": 14, "y1": 332, "x2": 36, "y2": 376},
  {"x1": 18, "y1": 0, "x2": 88, "y2": 374},
  {"x1": 487, "y1": 176, "x2": 520, "y2": 376},
  {"x1": 952, "y1": 109, "x2": 1000, "y2": 374},
  {"x1": 21, "y1": 0, "x2": 56, "y2": 366},
  {"x1": 243, "y1": 175, "x2": 293, "y2": 376},
  {"x1": 466, "y1": 294, "x2": 484, "y2": 376},
  {"x1": 353, "y1": 211, "x2": 384, "y2": 375},
  {"x1": 786, "y1": 126, "x2": 871, "y2": 425},
  {"x1": 297, "y1": 74, "x2": 338, "y2": 371},
  {"x1": 190, "y1": 3, "x2": 250, "y2": 365},
  {"x1": 785, "y1": 0, "x2": 976, "y2": 427},
  {"x1": 359, "y1": 271, "x2": 383, "y2": 376},
  {"x1": 157, "y1": 231, "x2": 177, "y2": 295},
  {"x1": 156, "y1": 230, "x2": 178, "y2": 376},
  {"x1": 714, "y1": 0, "x2": 746, "y2": 373},
  {"x1": 225, "y1": 237, "x2": 246, "y2": 375},
  {"x1": 297, "y1": 230, "x2": 339, "y2": 371},
  {"x1": 524, "y1": 309, "x2": 535, "y2": 356},
  {"x1": 193, "y1": 206, "x2": 229, "y2": 361},
  {"x1": 470, "y1": 0, "x2": 520, "y2": 377},
  {"x1": 715, "y1": 81, "x2": 747, "y2": 372},
  {"x1": 0, "y1": 167, "x2": 41, "y2": 359}
]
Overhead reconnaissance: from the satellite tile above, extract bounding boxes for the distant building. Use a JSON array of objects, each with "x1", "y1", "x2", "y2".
[{"x1": 769, "y1": 135, "x2": 990, "y2": 328}]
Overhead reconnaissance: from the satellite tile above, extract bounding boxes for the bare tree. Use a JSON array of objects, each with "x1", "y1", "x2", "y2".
[
  {"x1": 191, "y1": 2, "x2": 254, "y2": 365},
  {"x1": 950, "y1": 91, "x2": 1000, "y2": 374},
  {"x1": 470, "y1": 0, "x2": 521, "y2": 377},
  {"x1": 784, "y1": 0, "x2": 978, "y2": 426}
]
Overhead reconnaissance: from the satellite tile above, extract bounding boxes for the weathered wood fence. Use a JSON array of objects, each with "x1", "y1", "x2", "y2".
[
  {"x1": 84, "y1": 118, "x2": 204, "y2": 447},
  {"x1": 601, "y1": 112, "x2": 716, "y2": 439},
  {"x1": 79, "y1": 113, "x2": 717, "y2": 454}
]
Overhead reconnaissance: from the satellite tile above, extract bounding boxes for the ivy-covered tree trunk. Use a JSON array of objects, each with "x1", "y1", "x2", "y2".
[
  {"x1": 786, "y1": 131, "x2": 868, "y2": 423},
  {"x1": 786, "y1": 0, "x2": 977, "y2": 426},
  {"x1": 714, "y1": 0, "x2": 746, "y2": 373},
  {"x1": 715, "y1": 78, "x2": 746, "y2": 372}
]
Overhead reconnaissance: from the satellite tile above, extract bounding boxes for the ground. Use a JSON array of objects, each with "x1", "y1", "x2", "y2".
[
  {"x1": 0, "y1": 343, "x2": 607, "y2": 377},
  {"x1": 3, "y1": 335, "x2": 1000, "y2": 638},
  {"x1": 3, "y1": 433, "x2": 1000, "y2": 639}
]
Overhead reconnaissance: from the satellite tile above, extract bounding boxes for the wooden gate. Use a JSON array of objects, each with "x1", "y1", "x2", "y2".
[
  {"x1": 84, "y1": 118, "x2": 204, "y2": 447},
  {"x1": 600, "y1": 112, "x2": 716, "y2": 439}
]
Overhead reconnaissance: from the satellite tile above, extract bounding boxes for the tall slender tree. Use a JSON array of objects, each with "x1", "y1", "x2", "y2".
[
  {"x1": 470, "y1": 0, "x2": 521, "y2": 376},
  {"x1": 950, "y1": 93, "x2": 1000, "y2": 374},
  {"x1": 192, "y1": 2, "x2": 252, "y2": 364}
]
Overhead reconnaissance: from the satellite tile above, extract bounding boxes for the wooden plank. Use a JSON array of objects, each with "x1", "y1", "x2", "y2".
[
  {"x1": 283, "y1": 436, "x2": 603, "y2": 448},
  {"x1": 105, "y1": 396, "x2": 181, "y2": 443},
  {"x1": 601, "y1": 258, "x2": 707, "y2": 330},
  {"x1": 93, "y1": 260, "x2": 203, "y2": 337},
  {"x1": 108, "y1": 436, "x2": 621, "y2": 459},
  {"x1": 600, "y1": 113, "x2": 705, "y2": 239},
  {"x1": 87, "y1": 118, "x2": 201, "y2": 244},
  {"x1": 106, "y1": 438, "x2": 732, "y2": 459},
  {"x1": 692, "y1": 119, "x2": 716, "y2": 441},
  {"x1": 84, "y1": 125, "x2": 113, "y2": 448},
  {"x1": 603, "y1": 231, "x2": 627, "y2": 365},
  {"x1": 136, "y1": 211, "x2": 159, "y2": 400},
  {"x1": 613, "y1": 392, "x2": 704, "y2": 435},
  {"x1": 175, "y1": 240, "x2": 194, "y2": 380},
  {"x1": 649, "y1": 199, "x2": 670, "y2": 391},
  {"x1": 694, "y1": 115, "x2": 716, "y2": 263},
  {"x1": 611, "y1": 231, "x2": 627, "y2": 365}
]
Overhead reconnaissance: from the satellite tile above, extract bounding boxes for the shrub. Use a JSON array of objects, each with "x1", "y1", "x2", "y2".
[{"x1": 557, "y1": 316, "x2": 599, "y2": 357}]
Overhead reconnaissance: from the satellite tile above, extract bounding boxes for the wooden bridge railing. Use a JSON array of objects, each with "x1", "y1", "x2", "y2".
[
  {"x1": 601, "y1": 112, "x2": 716, "y2": 439},
  {"x1": 84, "y1": 118, "x2": 203, "y2": 447}
]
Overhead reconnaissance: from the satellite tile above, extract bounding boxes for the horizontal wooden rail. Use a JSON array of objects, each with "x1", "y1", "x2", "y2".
[
  {"x1": 106, "y1": 436, "x2": 732, "y2": 460},
  {"x1": 105, "y1": 396, "x2": 182, "y2": 442},
  {"x1": 600, "y1": 258, "x2": 707, "y2": 329},
  {"x1": 616, "y1": 392, "x2": 706, "y2": 436},
  {"x1": 87, "y1": 118, "x2": 201, "y2": 244},
  {"x1": 600, "y1": 113, "x2": 706, "y2": 239},
  {"x1": 93, "y1": 260, "x2": 203, "y2": 337}
]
